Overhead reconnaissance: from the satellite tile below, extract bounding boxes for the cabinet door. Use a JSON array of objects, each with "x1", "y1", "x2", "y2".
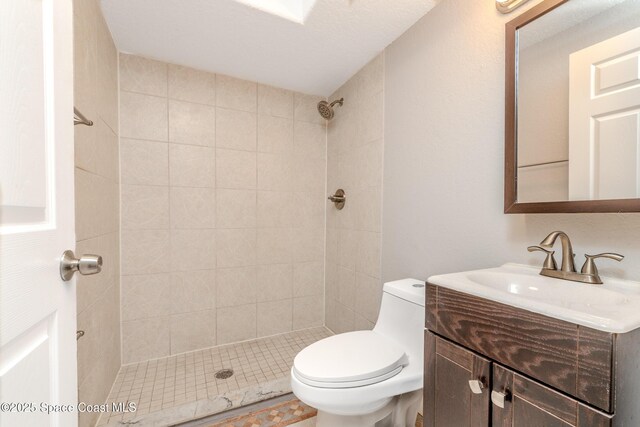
[
  {"x1": 424, "y1": 331, "x2": 491, "y2": 427},
  {"x1": 492, "y1": 364, "x2": 613, "y2": 427}
]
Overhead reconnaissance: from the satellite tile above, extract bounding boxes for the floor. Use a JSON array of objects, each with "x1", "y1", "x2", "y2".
[
  {"x1": 180, "y1": 395, "x2": 423, "y2": 427},
  {"x1": 97, "y1": 327, "x2": 332, "y2": 426}
]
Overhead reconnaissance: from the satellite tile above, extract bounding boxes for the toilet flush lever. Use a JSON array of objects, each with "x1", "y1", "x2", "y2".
[
  {"x1": 60, "y1": 250, "x2": 103, "y2": 281},
  {"x1": 468, "y1": 378, "x2": 486, "y2": 394}
]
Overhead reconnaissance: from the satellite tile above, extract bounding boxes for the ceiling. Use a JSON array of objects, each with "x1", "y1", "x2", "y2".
[{"x1": 100, "y1": 0, "x2": 439, "y2": 96}]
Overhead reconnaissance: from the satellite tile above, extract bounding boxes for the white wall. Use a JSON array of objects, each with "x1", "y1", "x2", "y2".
[{"x1": 382, "y1": 0, "x2": 640, "y2": 284}]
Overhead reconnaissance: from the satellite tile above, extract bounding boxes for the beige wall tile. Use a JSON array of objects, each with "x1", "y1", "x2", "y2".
[
  {"x1": 294, "y1": 121, "x2": 326, "y2": 161},
  {"x1": 256, "y1": 264, "x2": 293, "y2": 302},
  {"x1": 257, "y1": 153, "x2": 292, "y2": 190},
  {"x1": 292, "y1": 227, "x2": 324, "y2": 263},
  {"x1": 75, "y1": 0, "x2": 120, "y2": 419},
  {"x1": 217, "y1": 304, "x2": 257, "y2": 345},
  {"x1": 216, "y1": 149, "x2": 256, "y2": 189},
  {"x1": 97, "y1": 17, "x2": 118, "y2": 132},
  {"x1": 120, "y1": 91, "x2": 168, "y2": 141},
  {"x1": 75, "y1": 170, "x2": 119, "y2": 240},
  {"x1": 257, "y1": 228, "x2": 292, "y2": 265},
  {"x1": 170, "y1": 270, "x2": 216, "y2": 314},
  {"x1": 170, "y1": 310, "x2": 216, "y2": 354},
  {"x1": 324, "y1": 262, "x2": 338, "y2": 301},
  {"x1": 257, "y1": 191, "x2": 292, "y2": 228},
  {"x1": 337, "y1": 266, "x2": 356, "y2": 309},
  {"x1": 117, "y1": 57, "x2": 330, "y2": 355},
  {"x1": 293, "y1": 157, "x2": 326, "y2": 193},
  {"x1": 216, "y1": 108, "x2": 257, "y2": 151},
  {"x1": 121, "y1": 229, "x2": 171, "y2": 275},
  {"x1": 356, "y1": 231, "x2": 381, "y2": 279},
  {"x1": 121, "y1": 274, "x2": 171, "y2": 321},
  {"x1": 121, "y1": 185, "x2": 170, "y2": 230},
  {"x1": 169, "y1": 100, "x2": 216, "y2": 146},
  {"x1": 168, "y1": 64, "x2": 216, "y2": 105},
  {"x1": 216, "y1": 228, "x2": 256, "y2": 268},
  {"x1": 75, "y1": 121, "x2": 97, "y2": 177},
  {"x1": 76, "y1": 282, "x2": 120, "y2": 402},
  {"x1": 293, "y1": 296, "x2": 324, "y2": 329},
  {"x1": 73, "y1": 0, "x2": 98, "y2": 123},
  {"x1": 337, "y1": 228, "x2": 357, "y2": 270},
  {"x1": 257, "y1": 115, "x2": 293, "y2": 154},
  {"x1": 76, "y1": 232, "x2": 119, "y2": 315},
  {"x1": 354, "y1": 314, "x2": 375, "y2": 331},
  {"x1": 169, "y1": 144, "x2": 215, "y2": 188},
  {"x1": 216, "y1": 266, "x2": 257, "y2": 307},
  {"x1": 292, "y1": 191, "x2": 325, "y2": 229},
  {"x1": 170, "y1": 187, "x2": 215, "y2": 229},
  {"x1": 258, "y1": 85, "x2": 293, "y2": 118},
  {"x1": 332, "y1": 300, "x2": 356, "y2": 334},
  {"x1": 293, "y1": 261, "x2": 324, "y2": 297},
  {"x1": 216, "y1": 74, "x2": 257, "y2": 113},
  {"x1": 122, "y1": 316, "x2": 171, "y2": 364},
  {"x1": 355, "y1": 273, "x2": 382, "y2": 324},
  {"x1": 96, "y1": 120, "x2": 120, "y2": 182},
  {"x1": 216, "y1": 189, "x2": 256, "y2": 228},
  {"x1": 294, "y1": 93, "x2": 326, "y2": 125},
  {"x1": 171, "y1": 229, "x2": 216, "y2": 271},
  {"x1": 121, "y1": 139, "x2": 169, "y2": 186},
  {"x1": 120, "y1": 54, "x2": 168, "y2": 97},
  {"x1": 257, "y1": 299, "x2": 292, "y2": 337}
]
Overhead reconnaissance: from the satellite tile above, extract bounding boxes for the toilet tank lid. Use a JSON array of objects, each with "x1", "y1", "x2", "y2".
[{"x1": 383, "y1": 278, "x2": 425, "y2": 306}]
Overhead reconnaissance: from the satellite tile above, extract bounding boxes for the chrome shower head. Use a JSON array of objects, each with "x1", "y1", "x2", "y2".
[{"x1": 317, "y1": 98, "x2": 344, "y2": 120}]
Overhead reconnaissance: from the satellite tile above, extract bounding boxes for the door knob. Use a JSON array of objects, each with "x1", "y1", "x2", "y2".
[{"x1": 60, "y1": 250, "x2": 102, "y2": 281}]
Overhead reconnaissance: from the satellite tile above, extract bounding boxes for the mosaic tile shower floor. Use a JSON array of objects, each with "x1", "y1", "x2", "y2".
[{"x1": 98, "y1": 327, "x2": 332, "y2": 426}]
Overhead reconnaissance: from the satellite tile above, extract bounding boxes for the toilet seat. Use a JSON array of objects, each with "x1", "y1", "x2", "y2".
[{"x1": 292, "y1": 331, "x2": 408, "y2": 389}]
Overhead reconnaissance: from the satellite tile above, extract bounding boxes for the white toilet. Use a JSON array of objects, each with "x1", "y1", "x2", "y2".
[{"x1": 291, "y1": 279, "x2": 425, "y2": 427}]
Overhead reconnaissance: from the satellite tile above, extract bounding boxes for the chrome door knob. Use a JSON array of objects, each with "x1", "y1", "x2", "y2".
[{"x1": 60, "y1": 250, "x2": 103, "y2": 281}]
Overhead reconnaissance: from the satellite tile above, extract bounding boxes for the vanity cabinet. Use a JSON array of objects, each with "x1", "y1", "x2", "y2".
[{"x1": 424, "y1": 283, "x2": 640, "y2": 427}]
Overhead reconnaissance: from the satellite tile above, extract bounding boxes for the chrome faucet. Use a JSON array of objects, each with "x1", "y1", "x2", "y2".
[{"x1": 528, "y1": 231, "x2": 624, "y2": 285}]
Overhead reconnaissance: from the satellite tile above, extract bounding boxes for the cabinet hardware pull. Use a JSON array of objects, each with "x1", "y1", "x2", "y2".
[
  {"x1": 468, "y1": 379, "x2": 485, "y2": 394},
  {"x1": 491, "y1": 390, "x2": 511, "y2": 408}
]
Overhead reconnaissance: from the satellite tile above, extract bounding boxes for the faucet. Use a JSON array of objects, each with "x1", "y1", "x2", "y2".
[
  {"x1": 540, "y1": 231, "x2": 576, "y2": 273},
  {"x1": 528, "y1": 231, "x2": 624, "y2": 285}
]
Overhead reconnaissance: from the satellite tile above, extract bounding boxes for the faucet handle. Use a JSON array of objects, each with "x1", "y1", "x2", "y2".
[
  {"x1": 581, "y1": 253, "x2": 624, "y2": 277},
  {"x1": 527, "y1": 246, "x2": 557, "y2": 270}
]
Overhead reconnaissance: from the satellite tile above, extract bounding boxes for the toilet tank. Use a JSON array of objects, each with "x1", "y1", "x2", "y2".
[{"x1": 373, "y1": 278, "x2": 425, "y2": 360}]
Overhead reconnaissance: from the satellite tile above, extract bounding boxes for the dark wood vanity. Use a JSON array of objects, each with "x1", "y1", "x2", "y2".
[{"x1": 423, "y1": 283, "x2": 640, "y2": 426}]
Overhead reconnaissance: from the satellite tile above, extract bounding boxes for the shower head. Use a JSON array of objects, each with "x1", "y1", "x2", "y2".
[{"x1": 317, "y1": 98, "x2": 344, "y2": 120}]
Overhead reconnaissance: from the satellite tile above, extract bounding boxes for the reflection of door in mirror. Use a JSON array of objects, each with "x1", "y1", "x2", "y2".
[
  {"x1": 515, "y1": 0, "x2": 640, "y2": 205},
  {"x1": 569, "y1": 27, "x2": 640, "y2": 201}
]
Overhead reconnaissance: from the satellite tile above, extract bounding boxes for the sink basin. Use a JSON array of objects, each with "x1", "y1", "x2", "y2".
[{"x1": 428, "y1": 263, "x2": 640, "y2": 333}]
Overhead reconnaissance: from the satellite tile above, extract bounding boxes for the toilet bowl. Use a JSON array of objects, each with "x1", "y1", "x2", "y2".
[{"x1": 291, "y1": 279, "x2": 425, "y2": 427}]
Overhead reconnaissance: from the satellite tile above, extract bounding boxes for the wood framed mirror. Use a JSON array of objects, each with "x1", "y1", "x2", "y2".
[{"x1": 504, "y1": 0, "x2": 640, "y2": 213}]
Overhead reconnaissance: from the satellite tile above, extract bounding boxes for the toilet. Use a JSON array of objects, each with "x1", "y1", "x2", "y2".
[{"x1": 291, "y1": 279, "x2": 425, "y2": 427}]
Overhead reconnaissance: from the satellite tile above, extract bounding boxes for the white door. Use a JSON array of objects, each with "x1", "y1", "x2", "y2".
[
  {"x1": 0, "y1": 0, "x2": 77, "y2": 425},
  {"x1": 569, "y1": 26, "x2": 640, "y2": 200}
]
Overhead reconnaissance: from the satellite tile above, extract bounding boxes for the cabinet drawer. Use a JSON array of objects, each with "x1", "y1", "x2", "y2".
[
  {"x1": 426, "y1": 284, "x2": 614, "y2": 412},
  {"x1": 492, "y1": 364, "x2": 613, "y2": 427}
]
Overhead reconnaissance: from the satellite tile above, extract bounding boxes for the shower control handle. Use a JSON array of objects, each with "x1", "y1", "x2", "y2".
[
  {"x1": 328, "y1": 189, "x2": 346, "y2": 210},
  {"x1": 60, "y1": 250, "x2": 103, "y2": 281}
]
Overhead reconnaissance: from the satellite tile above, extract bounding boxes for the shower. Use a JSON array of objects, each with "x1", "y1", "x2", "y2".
[{"x1": 317, "y1": 97, "x2": 344, "y2": 120}]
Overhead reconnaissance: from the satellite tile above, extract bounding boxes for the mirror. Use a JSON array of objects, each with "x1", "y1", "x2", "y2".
[{"x1": 504, "y1": 0, "x2": 640, "y2": 213}]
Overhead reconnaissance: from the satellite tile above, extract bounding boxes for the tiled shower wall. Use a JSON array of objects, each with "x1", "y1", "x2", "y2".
[
  {"x1": 73, "y1": 0, "x2": 121, "y2": 426},
  {"x1": 118, "y1": 55, "x2": 326, "y2": 364},
  {"x1": 325, "y1": 54, "x2": 385, "y2": 333}
]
